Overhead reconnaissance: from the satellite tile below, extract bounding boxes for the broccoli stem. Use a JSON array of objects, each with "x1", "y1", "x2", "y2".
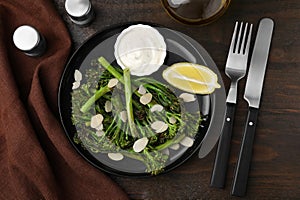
[
  {"x1": 80, "y1": 86, "x2": 111, "y2": 113},
  {"x1": 98, "y1": 57, "x2": 142, "y2": 96},
  {"x1": 80, "y1": 57, "x2": 125, "y2": 113},
  {"x1": 154, "y1": 133, "x2": 186, "y2": 151},
  {"x1": 98, "y1": 57, "x2": 162, "y2": 108},
  {"x1": 124, "y1": 68, "x2": 138, "y2": 138},
  {"x1": 98, "y1": 57, "x2": 124, "y2": 83}
]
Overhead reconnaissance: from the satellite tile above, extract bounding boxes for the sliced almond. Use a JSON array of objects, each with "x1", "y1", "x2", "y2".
[
  {"x1": 105, "y1": 101, "x2": 112, "y2": 112},
  {"x1": 72, "y1": 81, "x2": 80, "y2": 90},
  {"x1": 180, "y1": 136, "x2": 194, "y2": 147},
  {"x1": 95, "y1": 124, "x2": 103, "y2": 131},
  {"x1": 108, "y1": 153, "x2": 124, "y2": 161},
  {"x1": 138, "y1": 85, "x2": 147, "y2": 95},
  {"x1": 169, "y1": 143, "x2": 180, "y2": 150},
  {"x1": 133, "y1": 137, "x2": 149, "y2": 153},
  {"x1": 96, "y1": 130, "x2": 105, "y2": 137},
  {"x1": 151, "y1": 120, "x2": 165, "y2": 130},
  {"x1": 169, "y1": 117, "x2": 177, "y2": 124},
  {"x1": 90, "y1": 114, "x2": 104, "y2": 128},
  {"x1": 120, "y1": 111, "x2": 127, "y2": 122},
  {"x1": 107, "y1": 78, "x2": 119, "y2": 88},
  {"x1": 150, "y1": 104, "x2": 164, "y2": 112},
  {"x1": 151, "y1": 121, "x2": 168, "y2": 133},
  {"x1": 179, "y1": 93, "x2": 196, "y2": 102},
  {"x1": 74, "y1": 69, "x2": 82, "y2": 82},
  {"x1": 157, "y1": 123, "x2": 168, "y2": 133},
  {"x1": 140, "y1": 93, "x2": 152, "y2": 105},
  {"x1": 161, "y1": 148, "x2": 170, "y2": 155}
]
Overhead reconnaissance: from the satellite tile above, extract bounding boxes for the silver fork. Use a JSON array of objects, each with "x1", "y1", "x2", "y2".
[{"x1": 211, "y1": 21, "x2": 253, "y2": 188}]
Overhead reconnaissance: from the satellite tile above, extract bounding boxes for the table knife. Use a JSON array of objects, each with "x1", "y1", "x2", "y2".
[{"x1": 231, "y1": 18, "x2": 274, "y2": 197}]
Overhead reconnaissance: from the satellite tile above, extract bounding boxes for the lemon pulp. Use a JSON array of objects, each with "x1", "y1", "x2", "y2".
[{"x1": 162, "y1": 62, "x2": 221, "y2": 94}]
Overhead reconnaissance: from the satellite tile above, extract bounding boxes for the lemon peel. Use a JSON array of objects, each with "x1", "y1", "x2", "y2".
[{"x1": 163, "y1": 62, "x2": 221, "y2": 94}]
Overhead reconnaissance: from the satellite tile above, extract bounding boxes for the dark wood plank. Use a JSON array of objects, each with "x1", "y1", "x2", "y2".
[{"x1": 53, "y1": 0, "x2": 300, "y2": 199}]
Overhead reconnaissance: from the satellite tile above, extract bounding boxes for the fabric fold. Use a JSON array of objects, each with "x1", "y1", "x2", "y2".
[{"x1": 0, "y1": 0, "x2": 129, "y2": 199}]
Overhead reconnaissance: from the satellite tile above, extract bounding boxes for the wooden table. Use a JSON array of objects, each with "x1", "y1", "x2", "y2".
[{"x1": 53, "y1": 0, "x2": 300, "y2": 199}]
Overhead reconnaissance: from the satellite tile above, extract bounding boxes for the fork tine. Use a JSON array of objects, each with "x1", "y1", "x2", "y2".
[
  {"x1": 244, "y1": 24, "x2": 253, "y2": 56},
  {"x1": 235, "y1": 22, "x2": 243, "y2": 53},
  {"x1": 229, "y1": 22, "x2": 238, "y2": 53},
  {"x1": 240, "y1": 23, "x2": 248, "y2": 54}
]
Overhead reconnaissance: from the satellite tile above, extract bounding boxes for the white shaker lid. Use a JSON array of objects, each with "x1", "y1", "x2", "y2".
[
  {"x1": 13, "y1": 25, "x2": 39, "y2": 51},
  {"x1": 65, "y1": 0, "x2": 91, "y2": 17}
]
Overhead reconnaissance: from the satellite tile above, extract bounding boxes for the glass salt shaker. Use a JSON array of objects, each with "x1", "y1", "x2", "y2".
[
  {"x1": 13, "y1": 25, "x2": 47, "y2": 57},
  {"x1": 65, "y1": 0, "x2": 95, "y2": 26}
]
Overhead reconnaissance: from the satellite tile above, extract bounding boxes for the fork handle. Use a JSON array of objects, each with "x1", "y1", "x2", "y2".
[
  {"x1": 231, "y1": 107, "x2": 259, "y2": 196},
  {"x1": 210, "y1": 103, "x2": 236, "y2": 188},
  {"x1": 226, "y1": 82, "x2": 238, "y2": 104}
]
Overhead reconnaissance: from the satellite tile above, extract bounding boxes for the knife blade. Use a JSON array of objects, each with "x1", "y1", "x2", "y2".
[{"x1": 231, "y1": 18, "x2": 274, "y2": 197}]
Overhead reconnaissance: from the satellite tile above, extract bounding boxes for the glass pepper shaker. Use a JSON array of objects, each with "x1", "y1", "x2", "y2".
[
  {"x1": 65, "y1": 0, "x2": 95, "y2": 26},
  {"x1": 13, "y1": 25, "x2": 47, "y2": 57}
]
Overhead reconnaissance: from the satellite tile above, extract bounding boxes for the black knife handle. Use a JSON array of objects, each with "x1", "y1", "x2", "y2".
[
  {"x1": 231, "y1": 107, "x2": 259, "y2": 197},
  {"x1": 210, "y1": 103, "x2": 236, "y2": 188}
]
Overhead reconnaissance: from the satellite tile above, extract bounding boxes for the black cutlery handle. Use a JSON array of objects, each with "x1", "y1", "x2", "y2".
[
  {"x1": 210, "y1": 103, "x2": 236, "y2": 188},
  {"x1": 231, "y1": 107, "x2": 259, "y2": 197}
]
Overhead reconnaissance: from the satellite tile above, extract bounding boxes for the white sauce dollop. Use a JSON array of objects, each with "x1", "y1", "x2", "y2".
[{"x1": 114, "y1": 24, "x2": 167, "y2": 76}]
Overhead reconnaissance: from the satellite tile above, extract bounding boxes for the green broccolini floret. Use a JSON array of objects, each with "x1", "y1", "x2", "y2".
[{"x1": 71, "y1": 56, "x2": 202, "y2": 175}]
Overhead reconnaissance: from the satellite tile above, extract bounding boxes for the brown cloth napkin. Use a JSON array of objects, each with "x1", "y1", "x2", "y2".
[{"x1": 0, "y1": 0, "x2": 129, "y2": 199}]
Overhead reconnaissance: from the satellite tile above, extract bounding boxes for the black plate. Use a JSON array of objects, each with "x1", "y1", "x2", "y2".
[{"x1": 58, "y1": 22, "x2": 225, "y2": 176}]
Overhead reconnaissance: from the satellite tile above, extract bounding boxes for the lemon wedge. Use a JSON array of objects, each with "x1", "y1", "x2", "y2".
[{"x1": 162, "y1": 62, "x2": 221, "y2": 94}]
